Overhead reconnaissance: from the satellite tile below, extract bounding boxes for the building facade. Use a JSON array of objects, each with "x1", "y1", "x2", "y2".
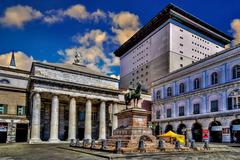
[
  {"x1": 0, "y1": 65, "x2": 29, "y2": 143},
  {"x1": 114, "y1": 4, "x2": 232, "y2": 91},
  {"x1": 28, "y1": 62, "x2": 124, "y2": 143},
  {"x1": 151, "y1": 45, "x2": 240, "y2": 143}
]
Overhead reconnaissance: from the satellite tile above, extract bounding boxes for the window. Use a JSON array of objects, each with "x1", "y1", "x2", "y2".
[
  {"x1": 0, "y1": 104, "x2": 7, "y2": 114},
  {"x1": 156, "y1": 90, "x2": 161, "y2": 100},
  {"x1": 179, "y1": 83, "x2": 185, "y2": 94},
  {"x1": 91, "y1": 112, "x2": 97, "y2": 121},
  {"x1": 194, "y1": 78, "x2": 200, "y2": 89},
  {"x1": 211, "y1": 100, "x2": 218, "y2": 112},
  {"x1": 180, "y1": 43, "x2": 183, "y2": 46},
  {"x1": 180, "y1": 36, "x2": 183, "y2": 39},
  {"x1": 211, "y1": 72, "x2": 218, "y2": 85},
  {"x1": 156, "y1": 110, "x2": 161, "y2": 119},
  {"x1": 193, "y1": 103, "x2": 200, "y2": 114},
  {"x1": 233, "y1": 65, "x2": 240, "y2": 79},
  {"x1": 180, "y1": 57, "x2": 183, "y2": 60},
  {"x1": 179, "y1": 106, "x2": 185, "y2": 116},
  {"x1": 167, "y1": 87, "x2": 172, "y2": 97},
  {"x1": 79, "y1": 112, "x2": 85, "y2": 121},
  {"x1": 180, "y1": 64, "x2": 183, "y2": 67},
  {"x1": 17, "y1": 106, "x2": 25, "y2": 115},
  {"x1": 167, "y1": 109, "x2": 171, "y2": 118}
]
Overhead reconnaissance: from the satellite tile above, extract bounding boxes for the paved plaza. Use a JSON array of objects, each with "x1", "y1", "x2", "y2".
[
  {"x1": 1, "y1": 143, "x2": 240, "y2": 160},
  {"x1": 0, "y1": 144, "x2": 105, "y2": 160}
]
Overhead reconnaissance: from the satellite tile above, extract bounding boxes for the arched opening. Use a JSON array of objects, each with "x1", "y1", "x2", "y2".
[
  {"x1": 0, "y1": 123, "x2": 8, "y2": 143},
  {"x1": 231, "y1": 119, "x2": 240, "y2": 142},
  {"x1": 192, "y1": 122, "x2": 202, "y2": 142},
  {"x1": 209, "y1": 121, "x2": 222, "y2": 142},
  {"x1": 179, "y1": 83, "x2": 185, "y2": 94},
  {"x1": 167, "y1": 87, "x2": 172, "y2": 97},
  {"x1": 177, "y1": 123, "x2": 186, "y2": 135},
  {"x1": 211, "y1": 72, "x2": 218, "y2": 85},
  {"x1": 165, "y1": 124, "x2": 173, "y2": 133},
  {"x1": 194, "y1": 78, "x2": 200, "y2": 90}
]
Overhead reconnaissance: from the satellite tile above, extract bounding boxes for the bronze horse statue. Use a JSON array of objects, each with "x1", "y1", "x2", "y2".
[{"x1": 124, "y1": 82, "x2": 142, "y2": 109}]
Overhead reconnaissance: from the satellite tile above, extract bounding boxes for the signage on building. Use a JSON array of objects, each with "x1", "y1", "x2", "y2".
[
  {"x1": 211, "y1": 126, "x2": 222, "y2": 131},
  {"x1": 0, "y1": 124, "x2": 7, "y2": 132},
  {"x1": 202, "y1": 129, "x2": 209, "y2": 140},
  {"x1": 222, "y1": 127, "x2": 231, "y2": 142},
  {"x1": 232, "y1": 125, "x2": 240, "y2": 131}
]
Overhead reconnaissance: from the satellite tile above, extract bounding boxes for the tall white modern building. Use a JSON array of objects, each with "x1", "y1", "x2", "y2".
[{"x1": 114, "y1": 4, "x2": 232, "y2": 91}]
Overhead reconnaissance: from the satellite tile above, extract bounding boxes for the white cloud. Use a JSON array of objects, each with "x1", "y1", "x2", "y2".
[
  {"x1": 0, "y1": 5, "x2": 42, "y2": 28},
  {"x1": 74, "y1": 29, "x2": 107, "y2": 47},
  {"x1": 231, "y1": 19, "x2": 240, "y2": 45},
  {"x1": 43, "y1": 4, "x2": 107, "y2": 24},
  {"x1": 58, "y1": 29, "x2": 120, "y2": 74},
  {"x1": 64, "y1": 4, "x2": 89, "y2": 21},
  {"x1": 91, "y1": 9, "x2": 106, "y2": 22},
  {"x1": 0, "y1": 51, "x2": 33, "y2": 70},
  {"x1": 110, "y1": 11, "x2": 140, "y2": 45},
  {"x1": 43, "y1": 9, "x2": 64, "y2": 24}
]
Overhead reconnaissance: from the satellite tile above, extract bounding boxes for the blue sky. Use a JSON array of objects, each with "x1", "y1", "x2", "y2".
[{"x1": 0, "y1": 0, "x2": 239, "y2": 78}]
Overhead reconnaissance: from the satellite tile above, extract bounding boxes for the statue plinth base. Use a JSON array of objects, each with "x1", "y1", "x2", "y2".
[{"x1": 107, "y1": 107, "x2": 156, "y2": 149}]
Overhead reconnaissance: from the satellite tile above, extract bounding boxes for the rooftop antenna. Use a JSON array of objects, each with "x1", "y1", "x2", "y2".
[{"x1": 9, "y1": 50, "x2": 16, "y2": 68}]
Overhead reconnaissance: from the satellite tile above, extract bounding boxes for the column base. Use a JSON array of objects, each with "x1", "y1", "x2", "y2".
[
  {"x1": 48, "y1": 138, "x2": 60, "y2": 143},
  {"x1": 67, "y1": 138, "x2": 76, "y2": 142},
  {"x1": 29, "y1": 138, "x2": 42, "y2": 144}
]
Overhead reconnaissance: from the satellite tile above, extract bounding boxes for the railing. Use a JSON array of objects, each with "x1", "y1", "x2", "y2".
[{"x1": 233, "y1": 104, "x2": 240, "y2": 109}]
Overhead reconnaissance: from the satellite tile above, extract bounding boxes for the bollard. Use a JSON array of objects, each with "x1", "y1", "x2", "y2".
[
  {"x1": 91, "y1": 139, "x2": 96, "y2": 149},
  {"x1": 190, "y1": 140, "x2": 197, "y2": 149},
  {"x1": 101, "y1": 140, "x2": 107, "y2": 150},
  {"x1": 203, "y1": 140, "x2": 210, "y2": 150},
  {"x1": 75, "y1": 138, "x2": 80, "y2": 147},
  {"x1": 175, "y1": 140, "x2": 180, "y2": 150},
  {"x1": 83, "y1": 139, "x2": 89, "y2": 148},
  {"x1": 115, "y1": 140, "x2": 122, "y2": 154},
  {"x1": 138, "y1": 139, "x2": 145, "y2": 153},
  {"x1": 70, "y1": 139, "x2": 75, "y2": 147},
  {"x1": 158, "y1": 140, "x2": 165, "y2": 151}
]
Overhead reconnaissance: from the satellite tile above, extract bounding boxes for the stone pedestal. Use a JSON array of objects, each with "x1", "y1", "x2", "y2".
[{"x1": 107, "y1": 107, "x2": 156, "y2": 149}]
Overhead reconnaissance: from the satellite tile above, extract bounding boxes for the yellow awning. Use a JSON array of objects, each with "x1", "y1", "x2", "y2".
[{"x1": 159, "y1": 131, "x2": 185, "y2": 145}]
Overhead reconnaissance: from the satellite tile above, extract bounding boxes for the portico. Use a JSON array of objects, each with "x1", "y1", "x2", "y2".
[{"x1": 29, "y1": 62, "x2": 121, "y2": 143}]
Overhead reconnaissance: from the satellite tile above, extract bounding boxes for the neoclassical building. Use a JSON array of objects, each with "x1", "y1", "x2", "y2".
[
  {"x1": 29, "y1": 62, "x2": 123, "y2": 143},
  {"x1": 0, "y1": 61, "x2": 29, "y2": 143},
  {"x1": 151, "y1": 45, "x2": 240, "y2": 143}
]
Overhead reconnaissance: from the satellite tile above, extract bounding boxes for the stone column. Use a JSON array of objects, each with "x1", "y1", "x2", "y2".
[
  {"x1": 68, "y1": 97, "x2": 76, "y2": 141},
  {"x1": 99, "y1": 101, "x2": 106, "y2": 140},
  {"x1": 112, "y1": 102, "x2": 118, "y2": 134},
  {"x1": 30, "y1": 93, "x2": 42, "y2": 143},
  {"x1": 186, "y1": 99, "x2": 190, "y2": 116},
  {"x1": 84, "y1": 99, "x2": 92, "y2": 140},
  {"x1": 49, "y1": 95, "x2": 60, "y2": 142},
  {"x1": 202, "y1": 96, "x2": 207, "y2": 114},
  {"x1": 172, "y1": 102, "x2": 176, "y2": 118},
  {"x1": 221, "y1": 91, "x2": 227, "y2": 111}
]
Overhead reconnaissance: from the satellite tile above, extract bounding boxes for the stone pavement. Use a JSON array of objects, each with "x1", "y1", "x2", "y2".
[
  {"x1": 0, "y1": 143, "x2": 106, "y2": 160},
  {"x1": 1, "y1": 143, "x2": 240, "y2": 160}
]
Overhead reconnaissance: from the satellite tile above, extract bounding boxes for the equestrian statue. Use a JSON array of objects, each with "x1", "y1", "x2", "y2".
[{"x1": 124, "y1": 82, "x2": 142, "y2": 109}]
